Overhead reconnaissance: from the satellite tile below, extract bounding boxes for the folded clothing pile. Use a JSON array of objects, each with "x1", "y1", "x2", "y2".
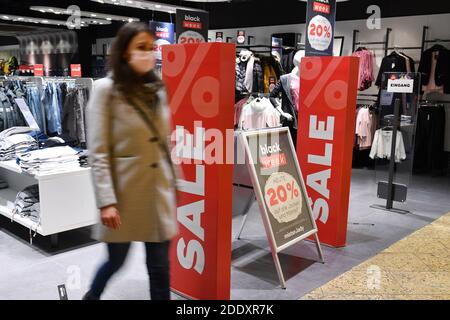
[
  {"x1": 0, "y1": 133, "x2": 38, "y2": 161},
  {"x1": 39, "y1": 133, "x2": 78, "y2": 149},
  {"x1": 0, "y1": 126, "x2": 33, "y2": 140},
  {"x1": 12, "y1": 184, "x2": 40, "y2": 223},
  {"x1": 77, "y1": 150, "x2": 89, "y2": 168},
  {"x1": 17, "y1": 146, "x2": 81, "y2": 175}
]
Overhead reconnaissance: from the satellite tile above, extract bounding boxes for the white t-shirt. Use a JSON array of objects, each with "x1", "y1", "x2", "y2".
[{"x1": 369, "y1": 129, "x2": 406, "y2": 163}]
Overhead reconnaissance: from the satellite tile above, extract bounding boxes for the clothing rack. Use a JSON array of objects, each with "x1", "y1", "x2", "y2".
[
  {"x1": 43, "y1": 77, "x2": 93, "y2": 93},
  {"x1": 2, "y1": 76, "x2": 44, "y2": 91},
  {"x1": 352, "y1": 28, "x2": 392, "y2": 56},
  {"x1": 357, "y1": 94, "x2": 378, "y2": 103},
  {"x1": 236, "y1": 45, "x2": 274, "y2": 54},
  {"x1": 237, "y1": 44, "x2": 305, "y2": 55},
  {"x1": 1, "y1": 76, "x2": 93, "y2": 136},
  {"x1": 421, "y1": 26, "x2": 450, "y2": 54}
]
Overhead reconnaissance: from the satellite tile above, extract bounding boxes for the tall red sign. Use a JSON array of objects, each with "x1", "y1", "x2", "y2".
[
  {"x1": 162, "y1": 43, "x2": 235, "y2": 299},
  {"x1": 297, "y1": 56, "x2": 359, "y2": 247}
]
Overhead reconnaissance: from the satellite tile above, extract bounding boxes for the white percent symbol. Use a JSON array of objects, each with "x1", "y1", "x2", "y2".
[
  {"x1": 301, "y1": 58, "x2": 348, "y2": 110},
  {"x1": 163, "y1": 44, "x2": 220, "y2": 118}
]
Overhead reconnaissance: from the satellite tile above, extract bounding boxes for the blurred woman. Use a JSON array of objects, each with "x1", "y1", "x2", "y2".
[{"x1": 83, "y1": 22, "x2": 177, "y2": 300}]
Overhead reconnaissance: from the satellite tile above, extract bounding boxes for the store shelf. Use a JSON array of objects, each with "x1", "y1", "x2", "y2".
[
  {"x1": 0, "y1": 188, "x2": 42, "y2": 234},
  {"x1": 0, "y1": 160, "x2": 91, "y2": 180},
  {"x1": 0, "y1": 160, "x2": 22, "y2": 174},
  {"x1": 0, "y1": 160, "x2": 98, "y2": 237}
]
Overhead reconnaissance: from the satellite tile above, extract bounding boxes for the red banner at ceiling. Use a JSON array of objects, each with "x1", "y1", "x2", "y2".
[
  {"x1": 297, "y1": 56, "x2": 359, "y2": 247},
  {"x1": 162, "y1": 43, "x2": 235, "y2": 300}
]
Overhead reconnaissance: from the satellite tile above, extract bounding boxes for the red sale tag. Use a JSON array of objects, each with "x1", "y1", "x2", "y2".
[
  {"x1": 70, "y1": 64, "x2": 82, "y2": 77},
  {"x1": 34, "y1": 64, "x2": 44, "y2": 76}
]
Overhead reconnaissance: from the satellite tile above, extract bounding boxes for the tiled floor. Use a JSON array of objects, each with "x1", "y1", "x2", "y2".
[
  {"x1": 300, "y1": 213, "x2": 450, "y2": 300},
  {"x1": 0, "y1": 169, "x2": 449, "y2": 300}
]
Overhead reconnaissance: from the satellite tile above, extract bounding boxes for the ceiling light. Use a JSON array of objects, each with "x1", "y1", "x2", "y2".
[
  {"x1": 0, "y1": 13, "x2": 91, "y2": 27},
  {"x1": 30, "y1": 6, "x2": 139, "y2": 22},
  {"x1": 89, "y1": 0, "x2": 205, "y2": 14}
]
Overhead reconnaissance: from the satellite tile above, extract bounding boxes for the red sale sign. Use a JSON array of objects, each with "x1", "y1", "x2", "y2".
[
  {"x1": 162, "y1": 43, "x2": 235, "y2": 300},
  {"x1": 34, "y1": 64, "x2": 44, "y2": 76},
  {"x1": 297, "y1": 56, "x2": 359, "y2": 247},
  {"x1": 70, "y1": 64, "x2": 82, "y2": 77}
]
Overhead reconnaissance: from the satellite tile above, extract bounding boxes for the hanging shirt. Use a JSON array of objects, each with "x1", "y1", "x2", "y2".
[
  {"x1": 352, "y1": 49, "x2": 375, "y2": 91},
  {"x1": 239, "y1": 97, "x2": 280, "y2": 130},
  {"x1": 369, "y1": 129, "x2": 406, "y2": 163},
  {"x1": 355, "y1": 107, "x2": 376, "y2": 150}
]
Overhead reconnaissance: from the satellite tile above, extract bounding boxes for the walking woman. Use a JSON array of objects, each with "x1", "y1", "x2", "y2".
[{"x1": 83, "y1": 22, "x2": 178, "y2": 300}]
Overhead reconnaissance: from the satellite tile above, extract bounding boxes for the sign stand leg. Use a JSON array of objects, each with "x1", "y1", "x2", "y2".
[
  {"x1": 313, "y1": 233, "x2": 325, "y2": 264},
  {"x1": 236, "y1": 191, "x2": 255, "y2": 240},
  {"x1": 272, "y1": 251, "x2": 287, "y2": 289},
  {"x1": 237, "y1": 212, "x2": 249, "y2": 240}
]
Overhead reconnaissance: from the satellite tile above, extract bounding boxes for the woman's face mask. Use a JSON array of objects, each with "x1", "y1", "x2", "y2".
[{"x1": 128, "y1": 50, "x2": 156, "y2": 75}]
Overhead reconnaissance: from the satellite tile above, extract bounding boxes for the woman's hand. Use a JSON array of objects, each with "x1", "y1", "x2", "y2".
[{"x1": 100, "y1": 205, "x2": 122, "y2": 230}]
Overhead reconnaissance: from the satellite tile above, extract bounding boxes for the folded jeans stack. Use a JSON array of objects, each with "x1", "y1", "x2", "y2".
[
  {"x1": 17, "y1": 146, "x2": 81, "y2": 175},
  {"x1": 0, "y1": 133, "x2": 38, "y2": 161},
  {"x1": 12, "y1": 184, "x2": 40, "y2": 223}
]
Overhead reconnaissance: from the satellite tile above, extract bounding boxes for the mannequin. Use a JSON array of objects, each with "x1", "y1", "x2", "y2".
[
  {"x1": 236, "y1": 49, "x2": 255, "y2": 94},
  {"x1": 270, "y1": 50, "x2": 305, "y2": 145}
]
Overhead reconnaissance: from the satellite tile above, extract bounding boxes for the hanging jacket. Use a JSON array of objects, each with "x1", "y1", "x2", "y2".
[
  {"x1": 263, "y1": 64, "x2": 277, "y2": 93},
  {"x1": 369, "y1": 129, "x2": 406, "y2": 163},
  {"x1": 375, "y1": 52, "x2": 408, "y2": 87},
  {"x1": 252, "y1": 58, "x2": 264, "y2": 93},
  {"x1": 270, "y1": 74, "x2": 298, "y2": 130},
  {"x1": 236, "y1": 59, "x2": 249, "y2": 97},
  {"x1": 418, "y1": 45, "x2": 450, "y2": 94}
]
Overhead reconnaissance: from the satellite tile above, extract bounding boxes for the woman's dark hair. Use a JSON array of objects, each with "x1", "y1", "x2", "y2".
[{"x1": 109, "y1": 22, "x2": 156, "y2": 91}]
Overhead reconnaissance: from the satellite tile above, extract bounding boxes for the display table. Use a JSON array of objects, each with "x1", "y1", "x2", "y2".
[{"x1": 0, "y1": 160, "x2": 98, "y2": 244}]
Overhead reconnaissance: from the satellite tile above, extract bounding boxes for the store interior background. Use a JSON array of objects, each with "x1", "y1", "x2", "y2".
[{"x1": 0, "y1": 0, "x2": 449, "y2": 300}]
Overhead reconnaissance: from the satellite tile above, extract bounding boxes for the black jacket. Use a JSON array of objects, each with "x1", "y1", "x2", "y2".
[
  {"x1": 418, "y1": 45, "x2": 450, "y2": 93},
  {"x1": 270, "y1": 75, "x2": 298, "y2": 126},
  {"x1": 375, "y1": 52, "x2": 415, "y2": 87}
]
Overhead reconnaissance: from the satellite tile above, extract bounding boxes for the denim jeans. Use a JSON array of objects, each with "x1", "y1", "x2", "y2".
[
  {"x1": 42, "y1": 83, "x2": 62, "y2": 135},
  {"x1": 0, "y1": 90, "x2": 15, "y2": 131},
  {"x1": 89, "y1": 241, "x2": 171, "y2": 300},
  {"x1": 26, "y1": 87, "x2": 44, "y2": 132}
]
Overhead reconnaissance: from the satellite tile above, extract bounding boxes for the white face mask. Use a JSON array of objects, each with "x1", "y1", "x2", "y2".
[{"x1": 128, "y1": 50, "x2": 156, "y2": 74}]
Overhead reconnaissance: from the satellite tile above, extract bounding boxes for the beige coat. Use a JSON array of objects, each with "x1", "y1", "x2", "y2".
[{"x1": 87, "y1": 77, "x2": 178, "y2": 243}]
